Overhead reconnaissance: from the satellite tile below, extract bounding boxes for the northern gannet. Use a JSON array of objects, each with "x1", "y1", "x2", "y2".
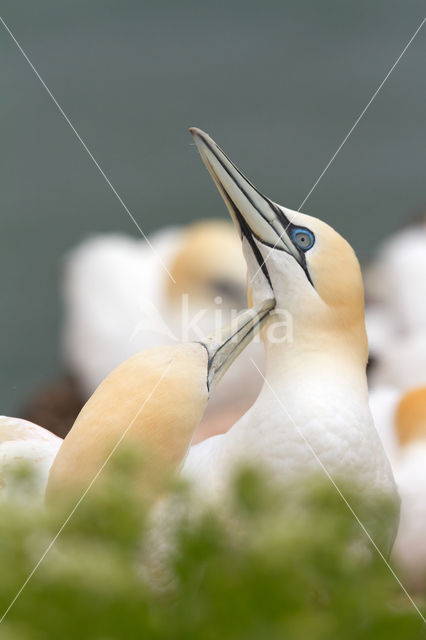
[
  {"x1": 391, "y1": 387, "x2": 426, "y2": 590},
  {"x1": 368, "y1": 385, "x2": 426, "y2": 587},
  {"x1": 365, "y1": 219, "x2": 426, "y2": 390},
  {"x1": 365, "y1": 220, "x2": 426, "y2": 336},
  {"x1": 183, "y1": 128, "x2": 400, "y2": 555},
  {"x1": 46, "y1": 300, "x2": 273, "y2": 500},
  {"x1": 60, "y1": 220, "x2": 264, "y2": 440}
]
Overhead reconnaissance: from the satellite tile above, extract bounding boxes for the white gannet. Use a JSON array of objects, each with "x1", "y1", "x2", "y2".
[
  {"x1": 365, "y1": 220, "x2": 426, "y2": 335},
  {"x1": 61, "y1": 220, "x2": 264, "y2": 440},
  {"x1": 46, "y1": 300, "x2": 273, "y2": 500},
  {"x1": 182, "y1": 128, "x2": 400, "y2": 554},
  {"x1": 368, "y1": 385, "x2": 426, "y2": 587},
  {"x1": 391, "y1": 387, "x2": 426, "y2": 590},
  {"x1": 0, "y1": 416, "x2": 61, "y2": 502},
  {"x1": 364, "y1": 219, "x2": 426, "y2": 390},
  {"x1": 368, "y1": 385, "x2": 401, "y2": 466}
]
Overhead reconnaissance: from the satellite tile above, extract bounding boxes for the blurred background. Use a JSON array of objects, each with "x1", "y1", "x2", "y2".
[{"x1": 1, "y1": 0, "x2": 425, "y2": 416}]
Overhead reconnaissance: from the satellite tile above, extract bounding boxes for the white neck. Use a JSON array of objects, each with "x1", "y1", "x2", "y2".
[
  {"x1": 224, "y1": 325, "x2": 386, "y2": 491},
  {"x1": 263, "y1": 333, "x2": 369, "y2": 402}
]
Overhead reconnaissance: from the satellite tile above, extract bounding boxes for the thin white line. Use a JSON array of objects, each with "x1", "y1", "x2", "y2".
[
  {"x1": 0, "y1": 15, "x2": 176, "y2": 284},
  {"x1": 249, "y1": 15, "x2": 426, "y2": 284},
  {"x1": 250, "y1": 358, "x2": 426, "y2": 624},
  {"x1": 296, "y1": 16, "x2": 426, "y2": 212},
  {"x1": 0, "y1": 361, "x2": 173, "y2": 625}
]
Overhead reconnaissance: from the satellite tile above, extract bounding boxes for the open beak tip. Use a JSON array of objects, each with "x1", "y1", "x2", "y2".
[{"x1": 189, "y1": 127, "x2": 214, "y2": 151}]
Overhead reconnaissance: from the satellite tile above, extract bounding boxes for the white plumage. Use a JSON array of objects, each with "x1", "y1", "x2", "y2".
[
  {"x1": 0, "y1": 416, "x2": 61, "y2": 502},
  {"x1": 370, "y1": 384, "x2": 426, "y2": 589},
  {"x1": 365, "y1": 221, "x2": 426, "y2": 390},
  {"x1": 393, "y1": 441, "x2": 426, "y2": 590},
  {"x1": 63, "y1": 228, "x2": 181, "y2": 395},
  {"x1": 368, "y1": 386, "x2": 401, "y2": 466},
  {"x1": 363, "y1": 214, "x2": 426, "y2": 583}
]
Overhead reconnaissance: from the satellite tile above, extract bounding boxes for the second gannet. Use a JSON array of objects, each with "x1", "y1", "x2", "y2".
[
  {"x1": 62, "y1": 221, "x2": 248, "y2": 396},
  {"x1": 53, "y1": 220, "x2": 264, "y2": 441},
  {"x1": 46, "y1": 300, "x2": 273, "y2": 501},
  {"x1": 183, "y1": 128, "x2": 400, "y2": 555}
]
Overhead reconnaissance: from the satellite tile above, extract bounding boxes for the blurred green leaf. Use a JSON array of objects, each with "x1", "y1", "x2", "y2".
[{"x1": 0, "y1": 454, "x2": 424, "y2": 639}]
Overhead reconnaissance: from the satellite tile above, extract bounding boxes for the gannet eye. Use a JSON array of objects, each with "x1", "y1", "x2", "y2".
[{"x1": 291, "y1": 228, "x2": 315, "y2": 252}]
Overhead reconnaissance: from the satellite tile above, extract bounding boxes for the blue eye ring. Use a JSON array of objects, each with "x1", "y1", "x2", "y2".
[{"x1": 291, "y1": 227, "x2": 315, "y2": 252}]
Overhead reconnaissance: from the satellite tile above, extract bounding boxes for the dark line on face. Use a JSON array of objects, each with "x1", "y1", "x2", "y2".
[
  {"x1": 236, "y1": 212, "x2": 273, "y2": 288},
  {"x1": 209, "y1": 172, "x2": 274, "y2": 289},
  {"x1": 222, "y1": 178, "x2": 313, "y2": 287}
]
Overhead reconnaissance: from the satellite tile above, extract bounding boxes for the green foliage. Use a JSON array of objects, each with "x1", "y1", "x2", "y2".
[{"x1": 0, "y1": 458, "x2": 424, "y2": 640}]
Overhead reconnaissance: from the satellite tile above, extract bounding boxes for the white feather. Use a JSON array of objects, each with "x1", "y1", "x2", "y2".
[{"x1": 0, "y1": 416, "x2": 62, "y2": 502}]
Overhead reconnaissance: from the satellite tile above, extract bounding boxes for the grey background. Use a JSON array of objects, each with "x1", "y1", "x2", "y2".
[{"x1": 1, "y1": 1, "x2": 425, "y2": 414}]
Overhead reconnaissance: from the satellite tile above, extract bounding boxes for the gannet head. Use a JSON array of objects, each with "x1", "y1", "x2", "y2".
[
  {"x1": 190, "y1": 128, "x2": 367, "y2": 363},
  {"x1": 167, "y1": 219, "x2": 247, "y2": 310}
]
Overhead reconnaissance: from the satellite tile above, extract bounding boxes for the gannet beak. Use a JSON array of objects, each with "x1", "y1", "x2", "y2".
[
  {"x1": 189, "y1": 127, "x2": 310, "y2": 286},
  {"x1": 202, "y1": 298, "x2": 275, "y2": 390}
]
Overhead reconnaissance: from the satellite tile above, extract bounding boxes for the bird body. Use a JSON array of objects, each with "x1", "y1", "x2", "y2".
[
  {"x1": 365, "y1": 221, "x2": 426, "y2": 390},
  {"x1": 368, "y1": 384, "x2": 426, "y2": 587},
  {"x1": 393, "y1": 440, "x2": 426, "y2": 590},
  {"x1": 369, "y1": 332, "x2": 426, "y2": 391},
  {"x1": 185, "y1": 290, "x2": 397, "y2": 535},
  {"x1": 366, "y1": 223, "x2": 426, "y2": 335},
  {"x1": 379, "y1": 386, "x2": 426, "y2": 589},
  {"x1": 368, "y1": 385, "x2": 401, "y2": 466},
  {"x1": 47, "y1": 344, "x2": 209, "y2": 499},
  {"x1": 0, "y1": 416, "x2": 61, "y2": 501}
]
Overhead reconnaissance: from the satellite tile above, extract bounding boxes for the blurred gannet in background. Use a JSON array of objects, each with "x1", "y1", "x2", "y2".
[
  {"x1": 365, "y1": 218, "x2": 426, "y2": 390},
  {"x1": 181, "y1": 128, "x2": 400, "y2": 554},
  {"x1": 368, "y1": 383, "x2": 426, "y2": 588},
  {"x1": 61, "y1": 220, "x2": 264, "y2": 440},
  {"x1": 365, "y1": 217, "x2": 426, "y2": 482},
  {"x1": 391, "y1": 387, "x2": 426, "y2": 590},
  {"x1": 0, "y1": 416, "x2": 61, "y2": 502},
  {"x1": 47, "y1": 300, "x2": 273, "y2": 500}
]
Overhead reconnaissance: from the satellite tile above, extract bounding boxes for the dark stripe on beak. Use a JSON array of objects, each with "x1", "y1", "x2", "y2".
[
  {"x1": 196, "y1": 133, "x2": 286, "y2": 233},
  {"x1": 214, "y1": 180, "x2": 273, "y2": 289}
]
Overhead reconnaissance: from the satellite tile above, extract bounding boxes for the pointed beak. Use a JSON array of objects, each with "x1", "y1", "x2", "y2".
[
  {"x1": 189, "y1": 127, "x2": 304, "y2": 286},
  {"x1": 202, "y1": 298, "x2": 275, "y2": 390}
]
